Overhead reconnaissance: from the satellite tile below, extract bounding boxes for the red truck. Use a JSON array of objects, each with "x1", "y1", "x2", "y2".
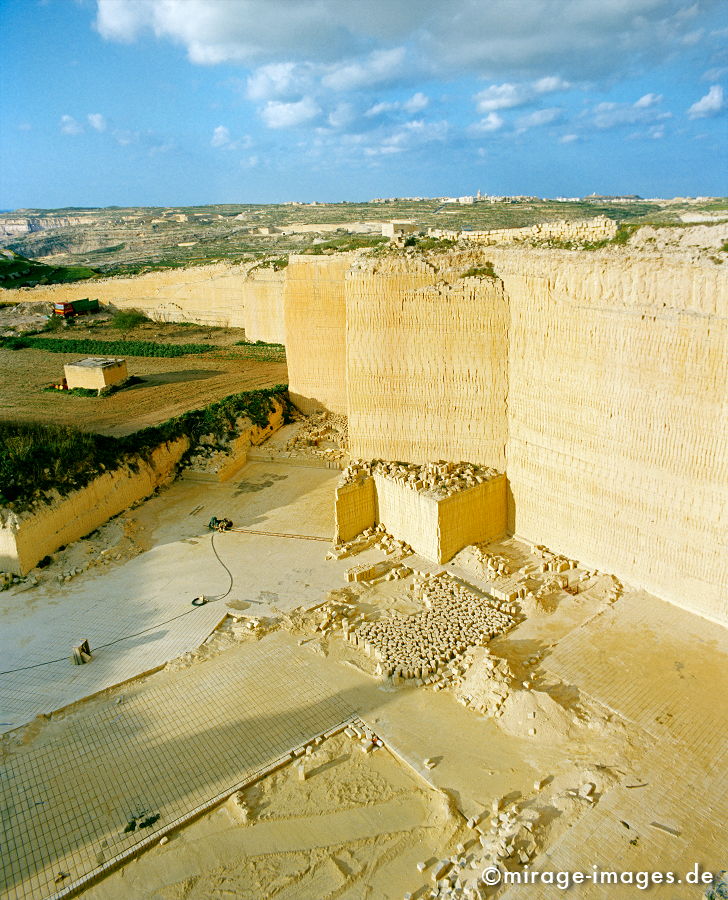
[{"x1": 53, "y1": 298, "x2": 100, "y2": 317}]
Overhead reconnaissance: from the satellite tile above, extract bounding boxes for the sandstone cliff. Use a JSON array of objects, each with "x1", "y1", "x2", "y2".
[
  {"x1": 283, "y1": 254, "x2": 352, "y2": 414},
  {"x1": 288, "y1": 246, "x2": 727, "y2": 625},
  {"x1": 346, "y1": 255, "x2": 508, "y2": 468},
  {"x1": 0, "y1": 261, "x2": 285, "y2": 342},
  {"x1": 0, "y1": 216, "x2": 90, "y2": 237},
  {"x1": 3, "y1": 242, "x2": 726, "y2": 624}
]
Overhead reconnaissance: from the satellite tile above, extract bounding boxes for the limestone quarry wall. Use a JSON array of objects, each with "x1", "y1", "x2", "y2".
[
  {"x1": 374, "y1": 475, "x2": 441, "y2": 561},
  {"x1": 346, "y1": 259, "x2": 509, "y2": 469},
  {"x1": 334, "y1": 478, "x2": 377, "y2": 543},
  {"x1": 334, "y1": 474, "x2": 507, "y2": 563},
  {"x1": 0, "y1": 264, "x2": 250, "y2": 327},
  {"x1": 305, "y1": 248, "x2": 727, "y2": 624},
  {"x1": 0, "y1": 438, "x2": 189, "y2": 575},
  {"x1": 439, "y1": 215, "x2": 618, "y2": 246},
  {"x1": 243, "y1": 267, "x2": 286, "y2": 343},
  {"x1": 3, "y1": 245, "x2": 726, "y2": 624},
  {"x1": 283, "y1": 255, "x2": 351, "y2": 414},
  {"x1": 0, "y1": 263, "x2": 288, "y2": 341},
  {"x1": 487, "y1": 248, "x2": 728, "y2": 625},
  {"x1": 438, "y1": 475, "x2": 507, "y2": 563}
]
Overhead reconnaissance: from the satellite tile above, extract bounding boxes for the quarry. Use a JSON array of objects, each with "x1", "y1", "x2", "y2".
[{"x1": 0, "y1": 208, "x2": 727, "y2": 900}]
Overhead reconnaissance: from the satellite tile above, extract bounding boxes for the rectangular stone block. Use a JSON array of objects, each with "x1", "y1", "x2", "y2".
[
  {"x1": 374, "y1": 472, "x2": 507, "y2": 564},
  {"x1": 64, "y1": 357, "x2": 128, "y2": 390},
  {"x1": 334, "y1": 477, "x2": 376, "y2": 544}
]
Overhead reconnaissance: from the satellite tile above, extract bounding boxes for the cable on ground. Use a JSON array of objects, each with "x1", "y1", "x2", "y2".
[{"x1": 0, "y1": 531, "x2": 235, "y2": 677}]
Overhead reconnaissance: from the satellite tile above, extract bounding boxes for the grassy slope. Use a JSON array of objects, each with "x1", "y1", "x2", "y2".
[{"x1": 0, "y1": 386, "x2": 289, "y2": 510}]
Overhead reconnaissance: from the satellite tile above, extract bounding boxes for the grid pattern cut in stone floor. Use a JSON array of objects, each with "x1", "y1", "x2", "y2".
[
  {"x1": 501, "y1": 744, "x2": 728, "y2": 899},
  {"x1": 0, "y1": 637, "x2": 354, "y2": 900},
  {"x1": 544, "y1": 590, "x2": 728, "y2": 761},
  {"x1": 0, "y1": 598, "x2": 227, "y2": 736}
]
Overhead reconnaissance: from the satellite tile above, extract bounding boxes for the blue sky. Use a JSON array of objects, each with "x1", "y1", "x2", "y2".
[{"x1": 2, "y1": 0, "x2": 727, "y2": 207}]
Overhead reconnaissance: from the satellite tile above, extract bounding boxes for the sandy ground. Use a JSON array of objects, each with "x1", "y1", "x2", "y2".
[
  {"x1": 81, "y1": 731, "x2": 464, "y2": 900},
  {"x1": 0, "y1": 350, "x2": 286, "y2": 434},
  {"x1": 1, "y1": 458, "x2": 726, "y2": 899},
  {"x1": 0, "y1": 316, "x2": 286, "y2": 434}
]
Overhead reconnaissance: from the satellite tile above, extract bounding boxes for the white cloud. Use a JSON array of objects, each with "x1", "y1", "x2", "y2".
[
  {"x1": 703, "y1": 66, "x2": 728, "y2": 81},
  {"x1": 628, "y1": 123, "x2": 667, "y2": 140},
  {"x1": 470, "y1": 112, "x2": 504, "y2": 133},
  {"x1": 475, "y1": 83, "x2": 527, "y2": 113},
  {"x1": 687, "y1": 84, "x2": 724, "y2": 119},
  {"x1": 365, "y1": 91, "x2": 429, "y2": 117},
  {"x1": 87, "y1": 113, "x2": 107, "y2": 131},
  {"x1": 95, "y1": 0, "x2": 151, "y2": 41},
  {"x1": 60, "y1": 114, "x2": 83, "y2": 135},
  {"x1": 403, "y1": 91, "x2": 429, "y2": 113},
  {"x1": 364, "y1": 117, "x2": 449, "y2": 156},
  {"x1": 365, "y1": 101, "x2": 393, "y2": 117},
  {"x1": 534, "y1": 76, "x2": 570, "y2": 93},
  {"x1": 321, "y1": 48, "x2": 406, "y2": 91},
  {"x1": 211, "y1": 125, "x2": 231, "y2": 147},
  {"x1": 634, "y1": 93, "x2": 662, "y2": 108},
  {"x1": 559, "y1": 133, "x2": 580, "y2": 143},
  {"x1": 681, "y1": 28, "x2": 704, "y2": 45},
  {"x1": 211, "y1": 125, "x2": 254, "y2": 148},
  {"x1": 516, "y1": 107, "x2": 562, "y2": 131},
  {"x1": 246, "y1": 62, "x2": 305, "y2": 101},
  {"x1": 95, "y1": 0, "x2": 719, "y2": 83},
  {"x1": 96, "y1": 0, "x2": 364, "y2": 64},
  {"x1": 474, "y1": 75, "x2": 570, "y2": 114},
  {"x1": 327, "y1": 102, "x2": 355, "y2": 129},
  {"x1": 261, "y1": 96, "x2": 321, "y2": 128},
  {"x1": 590, "y1": 94, "x2": 671, "y2": 129}
]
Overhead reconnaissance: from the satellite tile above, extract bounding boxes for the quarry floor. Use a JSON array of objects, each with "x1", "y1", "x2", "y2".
[{"x1": 1, "y1": 460, "x2": 726, "y2": 900}]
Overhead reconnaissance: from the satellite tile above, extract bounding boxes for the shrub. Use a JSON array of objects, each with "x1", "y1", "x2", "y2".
[
  {"x1": 111, "y1": 308, "x2": 150, "y2": 330},
  {"x1": 0, "y1": 385, "x2": 290, "y2": 510},
  {"x1": 43, "y1": 314, "x2": 66, "y2": 332},
  {"x1": 302, "y1": 235, "x2": 387, "y2": 254},
  {"x1": 403, "y1": 236, "x2": 457, "y2": 251},
  {"x1": 612, "y1": 224, "x2": 638, "y2": 245},
  {"x1": 264, "y1": 256, "x2": 289, "y2": 270},
  {"x1": 460, "y1": 262, "x2": 497, "y2": 279},
  {"x1": 232, "y1": 339, "x2": 286, "y2": 361}
]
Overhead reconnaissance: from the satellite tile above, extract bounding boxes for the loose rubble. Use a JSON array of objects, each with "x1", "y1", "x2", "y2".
[
  {"x1": 283, "y1": 595, "x2": 364, "y2": 639},
  {"x1": 284, "y1": 410, "x2": 348, "y2": 459},
  {"x1": 328, "y1": 523, "x2": 413, "y2": 561},
  {"x1": 448, "y1": 647, "x2": 515, "y2": 717},
  {"x1": 340, "y1": 458, "x2": 500, "y2": 500}
]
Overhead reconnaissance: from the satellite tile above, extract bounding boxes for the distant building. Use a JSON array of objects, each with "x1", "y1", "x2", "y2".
[
  {"x1": 64, "y1": 358, "x2": 128, "y2": 391},
  {"x1": 442, "y1": 196, "x2": 475, "y2": 205},
  {"x1": 382, "y1": 221, "x2": 419, "y2": 241}
]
